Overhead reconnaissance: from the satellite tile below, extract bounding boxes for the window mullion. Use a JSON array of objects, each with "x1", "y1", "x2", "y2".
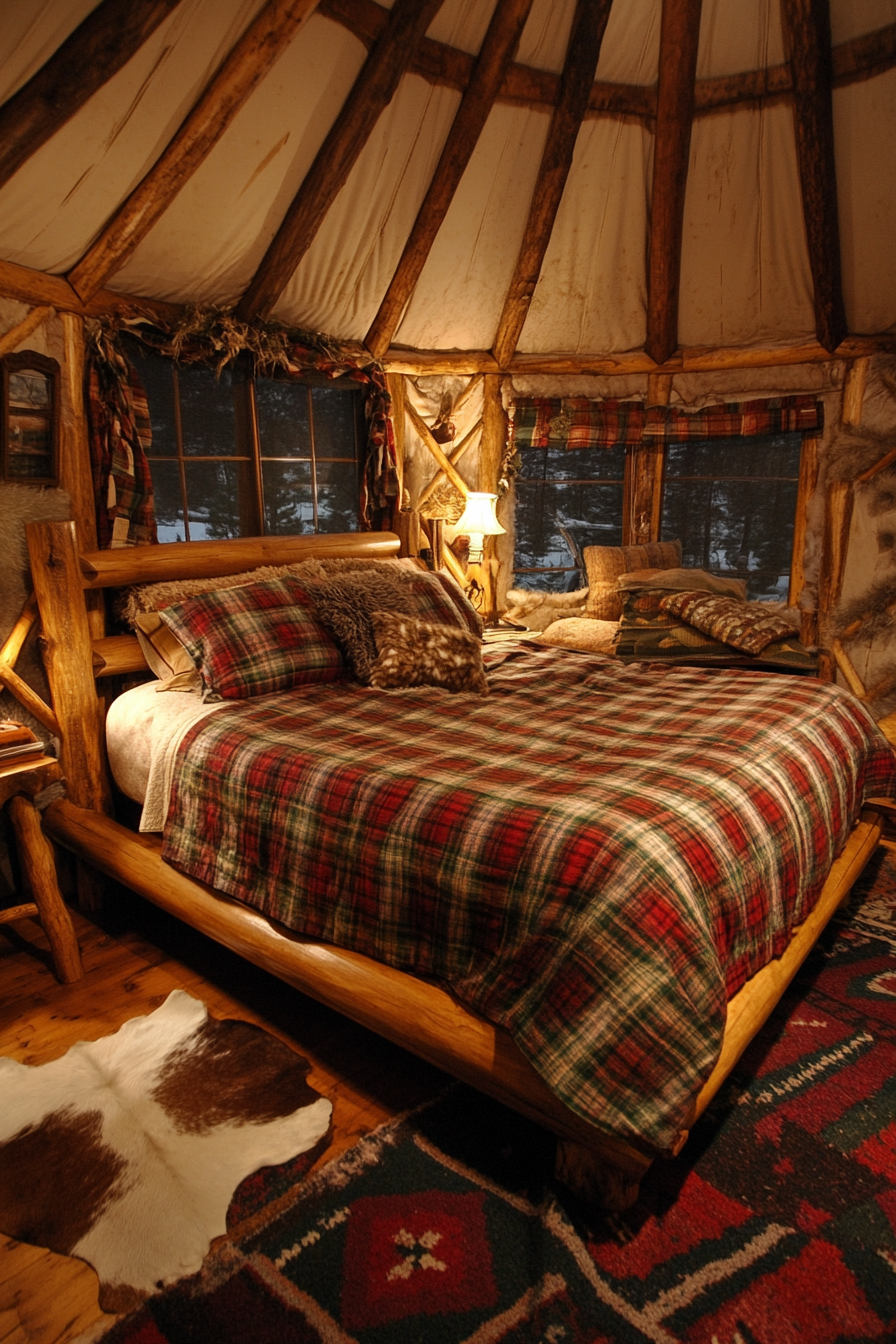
[
  {"x1": 171, "y1": 365, "x2": 190, "y2": 543},
  {"x1": 245, "y1": 376, "x2": 265, "y2": 536},
  {"x1": 308, "y1": 386, "x2": 319, "y2": 532}
]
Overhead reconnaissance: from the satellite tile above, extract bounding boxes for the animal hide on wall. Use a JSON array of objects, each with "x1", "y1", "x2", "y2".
[
  {"x1": 836, "y1": 464, "x2": 896, "y2": 716},
  {"x1": 0, "y1": 990, "x2": 332, "y2": 1313},
  {"x1": 0, "y1": 482, "x2": 72, "y2": 741}
]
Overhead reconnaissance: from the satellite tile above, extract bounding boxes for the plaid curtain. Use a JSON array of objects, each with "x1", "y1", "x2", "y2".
[
  {"x1": 86, "y1": 331, "x2": 157, "y2": 549},
  {"x1": 512, "y1": 394, "x2": 824, "y2": 449}
]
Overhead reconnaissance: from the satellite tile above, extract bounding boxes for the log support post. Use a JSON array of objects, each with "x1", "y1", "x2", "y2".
[
  {"x1": 789, "y1": 431, "x2": 820, "y2": 639},
  {"x1": 624, "y1": 374, "x2": 671, "y2": 545},
  {"x1": 26, "y1": 521, "x2": 112, "y2": 913}
]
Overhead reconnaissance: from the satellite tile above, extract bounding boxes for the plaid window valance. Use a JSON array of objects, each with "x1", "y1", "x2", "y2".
[{"x1": 511, "y1": 394, "x2": 824, "y2": 450}]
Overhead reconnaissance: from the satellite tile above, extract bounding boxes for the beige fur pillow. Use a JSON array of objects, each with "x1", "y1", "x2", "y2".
[
  {"x1": 531, "y1": 617, "x2": 618, "y2": 655},
  {"x1": 370, "y1": 612, "x2": 488, "y2": 695},
  {"x1": 120, "y1": 556, "x2": 419, "y2": 627}
]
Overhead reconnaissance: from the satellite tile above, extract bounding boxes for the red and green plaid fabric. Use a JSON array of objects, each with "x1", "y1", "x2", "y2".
[
  {"x1": 159, "y1": 576, "x2": 344, "y2": 700},
  {"x1": 161, "y1": 649, "x2": 895, "y2": 1148},
  {"x1": 512, "y1": 394, "x2": 823, "y2": 449},
  {"x1": 87, "y1": 330, "x2": 157, "y2": 548}
]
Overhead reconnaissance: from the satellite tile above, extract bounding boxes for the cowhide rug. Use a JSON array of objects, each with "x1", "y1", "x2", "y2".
[{"x1": 0, "y1": 990, "x2": 332, "y2": 1313}]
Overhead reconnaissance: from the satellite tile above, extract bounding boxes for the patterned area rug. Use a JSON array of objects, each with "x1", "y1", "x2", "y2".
[{"x1": 93, "y1": 851, "x2": 896, "y2": 1342}]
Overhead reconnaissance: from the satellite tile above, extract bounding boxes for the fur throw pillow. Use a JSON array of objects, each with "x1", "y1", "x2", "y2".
[
  {"x1": 502, "y1": 587, "x2": 589, "y2": 632},
  {"x1": 120, "y1": 557, "x2": 418, "y2": 627},
  {"x1": 311, "y1": 569, "x2": 466, "y2": 683},
  {"x1": 370, "y1": 612, "x2": 488, "y2": 695},
  {"x1": 531, "y1": 617, "x2": 618, "y2": 654}
]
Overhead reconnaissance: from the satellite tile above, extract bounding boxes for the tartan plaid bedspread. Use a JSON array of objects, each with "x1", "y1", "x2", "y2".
[{"x1": 162, "y1": 648, "x2": 896, "y2": 1148}]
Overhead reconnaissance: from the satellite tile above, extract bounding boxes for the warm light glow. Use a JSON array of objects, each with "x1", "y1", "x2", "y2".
[{"x1": 455, "y1": 492, "x2": 505, "y2": 563}]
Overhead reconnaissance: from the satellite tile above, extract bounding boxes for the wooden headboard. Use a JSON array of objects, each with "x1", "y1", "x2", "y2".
[{"x1": 25, "y1": 521, "x2": 400, "y2": 819}]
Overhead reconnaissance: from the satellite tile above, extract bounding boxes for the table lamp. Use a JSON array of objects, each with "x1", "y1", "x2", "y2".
[{"x1": 454, "y1": 492, "x2": 505, "y2": 564}]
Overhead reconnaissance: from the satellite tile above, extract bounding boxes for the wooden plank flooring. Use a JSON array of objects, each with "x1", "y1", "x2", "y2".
[{"x1": 0, "y1": 883, "x2": 448, "y2": 1344}]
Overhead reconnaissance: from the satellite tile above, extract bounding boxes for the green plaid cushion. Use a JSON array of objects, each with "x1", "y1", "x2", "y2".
[{"x1": 159, "y1": 576, "x2": 344, "y2": 699}]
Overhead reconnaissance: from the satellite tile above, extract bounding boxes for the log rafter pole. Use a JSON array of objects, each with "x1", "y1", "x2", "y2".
[
  {"x1": 365, "y1": 0, "x2": 536, "y2": 361},
  {"x1": 780, "y1": 0, "x2": 847, "y2": 354},
  {"x1": 67, "y1": 0, "x2": 323, "y2": 304},
  {"x1": 236, "y1": 0, "x2": 445, "y2": 322},
  {"x1": 645, "y1": 0, "x2": 703, "y2": 367},
  {"x1": 318, "y1": 0, "x2": 896, "y2": 120},
  {"x1": 0, "y1": 0, "x2": 184, "y2": 191},
  {"x1": 492, "y1": 0, "x2": 614, "y2": 368}
]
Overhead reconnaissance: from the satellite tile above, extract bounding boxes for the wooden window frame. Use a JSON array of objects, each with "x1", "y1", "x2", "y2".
[
  {"x1": 625, "y1": 431, "x2": 817, "y2": 605},
  {"x1": 513, "y1": 430, "x2": 818, "y2": 612},
  {"x1": 127, "y1": 340, "x2": 363, "y2": 542}
]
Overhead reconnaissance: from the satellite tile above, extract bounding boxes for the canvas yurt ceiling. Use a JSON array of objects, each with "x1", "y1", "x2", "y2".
[{"x1": 1, "y1": 0, "x2": 894, "y2": 371}]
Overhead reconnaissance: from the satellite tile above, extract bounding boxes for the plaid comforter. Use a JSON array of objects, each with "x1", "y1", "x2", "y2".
[{"x1": 162, "y1": 648, "x2": 896, "y2": 1148}]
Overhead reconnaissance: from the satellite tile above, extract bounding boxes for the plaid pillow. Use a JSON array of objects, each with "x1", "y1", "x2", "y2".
[
  {"x1": 431, "y1": 570, "x2": 484, "y2": 638},
  {"x1": 159, "y1": 576, "x2": 344, "y2": 699}
]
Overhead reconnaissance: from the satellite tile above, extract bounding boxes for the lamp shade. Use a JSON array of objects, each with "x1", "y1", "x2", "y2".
[{"x1": 455, "y1": 492, "x2": 505, "y2": 538}]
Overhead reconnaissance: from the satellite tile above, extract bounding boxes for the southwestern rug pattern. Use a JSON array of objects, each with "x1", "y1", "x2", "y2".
[
  {"x1": 0, "y1": 991, "x2": 332, "y2": 1313},
  {"x1": 90, "y1": 851, "x2": 896, "y2": 1342}
]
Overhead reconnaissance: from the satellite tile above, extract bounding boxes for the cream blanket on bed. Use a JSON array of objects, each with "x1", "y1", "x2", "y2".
[{"x1": 105, "y1": 682, "x2": 227, "y2": 831}]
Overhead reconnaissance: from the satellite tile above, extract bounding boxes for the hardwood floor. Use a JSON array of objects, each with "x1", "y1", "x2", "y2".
[{"x1": 0, "y1": 881, "x2": 448, "y2": 1344}]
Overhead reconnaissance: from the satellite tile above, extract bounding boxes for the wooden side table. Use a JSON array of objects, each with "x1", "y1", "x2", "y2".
[{"x1": 0, "y1": 756, "x2": 83, "y2": 983}]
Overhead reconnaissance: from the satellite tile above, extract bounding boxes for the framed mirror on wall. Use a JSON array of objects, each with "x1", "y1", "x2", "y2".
[{"x1": 1, "y1": 351, "x2": 59, "y2": 484}]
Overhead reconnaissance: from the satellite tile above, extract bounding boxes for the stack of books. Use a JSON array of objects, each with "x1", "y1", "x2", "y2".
[{"x1": 0, "y1": 720, "x2": 45, "y2": 769}]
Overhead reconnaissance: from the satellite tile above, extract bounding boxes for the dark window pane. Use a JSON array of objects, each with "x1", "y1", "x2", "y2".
[
  {"x1": 518, "y1": 444, "x2": 625, "y2": 483},
  {"x1": 183, "y1": 460, "x2": 243, "y2": 539},
  {"x1": 317, "y1": 480, "x2": 361, "y2": 533},
  {"x1": 256, "y1": 381, "x2": 311, "y2": 459},
  {"x1": 122, "y1": 340, "x2": 178, "y2": 458},
  {"x1": 661, "y1": 433, "x2": 801, "y2": 599},
  {"x1": 150, "y1": 459, "x2": 186, "y2": 542},
  {"x1": 311, "y1": 387, "x2": 357, "y2": 458},
  {"x1": 178, "y1": 365, "x2": 238, "y2": 457},
  {"x1": 262, "y1": 460, "x2": 314, "y2": 534},
  {"x1": 514, "y1": 443, "x2": 625, "y2": 591}
]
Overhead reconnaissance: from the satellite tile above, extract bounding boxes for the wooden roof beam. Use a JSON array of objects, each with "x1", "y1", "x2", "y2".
[
  {"x1": 67, "y1": 0, "x2": 322, "y2": 304},
  {"x1": 780, "y1": 0, "x2": 847, "y2": 353},
  {"x1": 365, "y1": 0, "x2": 536, "y2": 361},
  {"x1": 645, "y1": 0, "x2": 703, "y2": 366},
  {"x1": 236, "y1": 0, "x2": 445, "y2": 323},
  {"x1": 492, "y1": 0, "x2": 614, "y2": 368},
  {"x1": 381, "y1": 332, "x2": 896, "y2": 376},
  {"x1": 0, "y1": 257, "x2": 181, "y2": 324},
  {"x1": 0, "y1": 0, "x2": 184, "y2": 191}
]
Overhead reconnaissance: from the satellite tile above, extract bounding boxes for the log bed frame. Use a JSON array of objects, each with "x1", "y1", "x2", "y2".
[{"x1": 25, "y1": 518, "x2": 886, "y2": 1211}]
